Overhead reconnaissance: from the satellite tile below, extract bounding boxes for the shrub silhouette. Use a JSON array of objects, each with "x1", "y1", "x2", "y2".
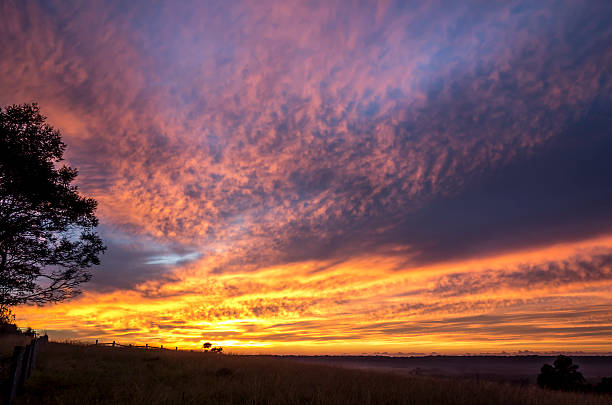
[
  {"x1": 596, "y1": 377, "x2": 612, "y2": 394},
  {"x1": 537, "y1": 355, "x2": 585, "y2": 391}
]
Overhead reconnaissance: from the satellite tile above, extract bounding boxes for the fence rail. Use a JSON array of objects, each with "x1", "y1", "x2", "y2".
[
  {"x1": 91, "y1": 340, "x2": 222, "y2": 352},
  {"x1": 92, "y1": 340, "x2": 179, "y2": 350}
]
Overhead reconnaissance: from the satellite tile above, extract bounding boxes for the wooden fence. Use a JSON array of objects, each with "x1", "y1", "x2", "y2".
[
  {"x1": 92, "y1": 340, "x2": 179, "y2": 351},
  {"x1": 92, "y1": 340, "x2": 222, "y2": 353},
  {"x1": 5, "y1": 335, "x2": 48, "y2": 405}
]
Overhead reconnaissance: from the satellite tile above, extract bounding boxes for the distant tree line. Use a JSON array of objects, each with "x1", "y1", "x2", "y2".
[
  {"x1": 538, "y1": 355, "x2": 612, "y2": 394},
  {"x1": 0, "y1": 317, "x2": 36, "y2": 337}
]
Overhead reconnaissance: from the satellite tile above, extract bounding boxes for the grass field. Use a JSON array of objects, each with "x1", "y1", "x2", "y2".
[{"x1": 2, "y1": 342, "x2": 612, "y2": 405}]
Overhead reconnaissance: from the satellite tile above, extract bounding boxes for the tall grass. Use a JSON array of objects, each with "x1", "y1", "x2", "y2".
[{"x1": 7, "y1": 343, "x2": 612, "y2": 405}]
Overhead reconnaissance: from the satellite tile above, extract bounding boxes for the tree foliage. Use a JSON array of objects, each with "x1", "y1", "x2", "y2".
[
  {"x1": 537, "y1": 355, "x2": 586, "y2": 391},
  {"x1": 0, "y1": 103, "x2": 105, "y2": 310}
]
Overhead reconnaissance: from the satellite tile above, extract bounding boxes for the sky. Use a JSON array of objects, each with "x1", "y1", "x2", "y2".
[{"x1": 1, "y1": 0, "x2": 611, "y2": 355}]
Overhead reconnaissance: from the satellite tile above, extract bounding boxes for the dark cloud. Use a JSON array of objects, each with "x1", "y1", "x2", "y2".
[
  {"x1": 393, "y1": 100, "x2": 612, "y2": 264},
  {"x1": 89, "y1": 226, "x2": 200, "y2": 291},
  {"x1": 432, "y1": 252, "x2": 612, "y2": 297},
  {"x1": 278, "y1": 96, "x2": 612, "y2": 267}
]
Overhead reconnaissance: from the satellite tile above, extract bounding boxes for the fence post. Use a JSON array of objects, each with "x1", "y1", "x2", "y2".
[
  {"x1": 18, "y1": 343, "x2": 32, "y2": 391},
  {"x1": 161, "y1": 345, "x2": 163, "y2": 349},
  {"x1": 7, "y1": 346, "x2": 25, "y2": 405},
  {"x1": 26, "y1": 339, "x2": 37, "y2": 379},
  {"x1": 95, "y1": 339, "x2": 98, "y2": 346},
  {"x1": 112, "y1": 341, "x2": 115, "y2": 347}
]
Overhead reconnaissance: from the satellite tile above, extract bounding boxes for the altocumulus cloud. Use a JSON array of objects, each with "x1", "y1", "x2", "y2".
[{"x1": 1, "y1": 0, "x2": 612, "y2": 353}]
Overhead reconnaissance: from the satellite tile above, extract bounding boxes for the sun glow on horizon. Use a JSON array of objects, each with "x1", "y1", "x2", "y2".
[{"x1": 17, "y1": 234, "x2": 612, "y2": 354}]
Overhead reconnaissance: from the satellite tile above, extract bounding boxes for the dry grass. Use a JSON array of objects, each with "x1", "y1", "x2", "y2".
[{"x1": 4, "y1": 342, "x2": 611, "y2": 405}]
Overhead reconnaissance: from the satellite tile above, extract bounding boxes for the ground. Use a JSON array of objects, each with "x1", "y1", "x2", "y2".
[{"x1": 2, "y1": 342, "x2": 611, "y2": 404}]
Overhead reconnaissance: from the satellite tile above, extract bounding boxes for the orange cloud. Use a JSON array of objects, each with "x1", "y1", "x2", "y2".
[
  {"x1": 2, "y1": 0, "x2": 612, "y2": 353},
  {"x1": 16, "y1": 235, "x2": 612, "y2": 353}
]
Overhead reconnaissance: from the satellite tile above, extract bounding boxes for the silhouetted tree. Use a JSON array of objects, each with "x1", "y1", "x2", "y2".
[
  {"x1": 537, "y1": 355, "x2": 586, "y2": 391},
  {"x1": 0, "y1": 103, "x2": 105, "y2": 312},
  {"x1": 0, "y1": 322, "x2": 18, "y2": 335},
  {"x1": 596, "y1": 377, "x2": 612, "y2": 394},
  {"x1": 203, "y1": 342, "x2": 212, "y2": 351},
  {"x1": 0, "y1": 304, "x2": 14, "y2": 324}
]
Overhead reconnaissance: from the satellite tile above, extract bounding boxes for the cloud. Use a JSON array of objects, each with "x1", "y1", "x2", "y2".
[
  {"x1": 87, "y1": 226, "x2": 200, "y2": 291},
  {"x1": 2, "y1": 1, "x2": 611, "y2": 273},
  {"x1": 15, "y1": 240, "x2": 612, "y2": 353},
  {"x1": 314, "y1": 103, "x2": 612, "y2": 266},
  {"x1": 431, "y1": 252, "x2": 612, "y2": 297},
  {"x1": 2, "y1": 0, "x2": 612, "y2": 352}
]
